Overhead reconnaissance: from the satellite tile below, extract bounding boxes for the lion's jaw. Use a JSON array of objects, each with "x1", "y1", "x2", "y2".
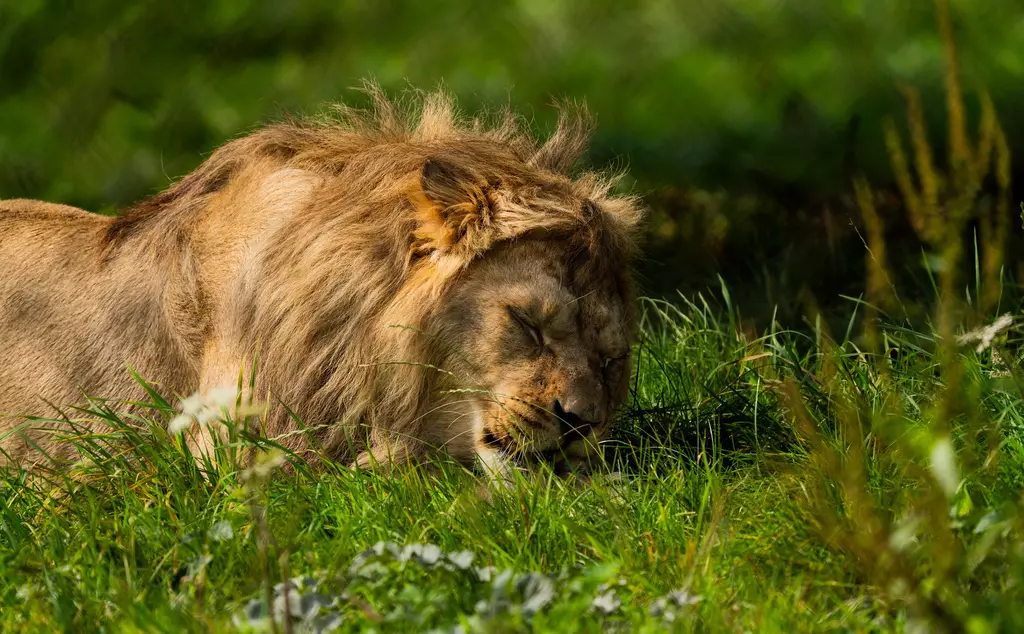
[{"x1": 434, "y1": 239, "x2": 633, "y2": 474}]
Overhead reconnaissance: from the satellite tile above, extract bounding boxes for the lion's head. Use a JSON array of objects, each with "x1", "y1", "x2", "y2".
[{"x1": 412, "y1": 158, "x2": 639, "y2": 474}]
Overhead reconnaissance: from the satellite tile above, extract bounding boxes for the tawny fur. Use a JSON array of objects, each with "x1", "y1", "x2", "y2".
[{"x1": 0, "y1": 85, "x2": 643, "y2": 471}]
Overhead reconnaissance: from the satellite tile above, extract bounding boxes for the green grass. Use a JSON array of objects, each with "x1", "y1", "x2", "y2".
[{"x1": 3, "y1": 291, "x2": 1023, "y2": 633}]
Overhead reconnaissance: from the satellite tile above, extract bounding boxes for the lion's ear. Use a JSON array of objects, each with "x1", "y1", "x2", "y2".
[
  {"x1": 410, "y1": 157, "x2": 497, "y2": 263},
  {"x1": 420, "y1": 158, "x2": 476, "y2": 209}
]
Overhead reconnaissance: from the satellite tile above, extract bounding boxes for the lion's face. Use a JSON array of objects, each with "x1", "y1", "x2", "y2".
[{"x1": 437, "y1": 238, "x2": 633, "y2": 473}]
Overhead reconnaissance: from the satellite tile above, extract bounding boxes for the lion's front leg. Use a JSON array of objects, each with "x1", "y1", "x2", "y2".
[
  {"x1": 185, "y1": 339, "x2": 260, "y2": 467},
  {"x1": 475, "y1": 444, "x2": 517, "y2": 488},
  {"x1": 352, "y1": 441, "x2": 414, "y2": 472}
]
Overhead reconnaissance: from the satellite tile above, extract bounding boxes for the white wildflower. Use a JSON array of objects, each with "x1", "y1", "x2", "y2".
[
  {"x1": 888, "y1": 514, "x2": 920, "y2": 552},
  {"x1": 665, "y1": 589, "x2": 701, "y2": 606},
  {"x1": 195, "y1": 407, "x2": 223, "y2": 427},
  {"x1": 167, "y1": 386, "x2": 239, "y2": 435},
  {"x1": 242, "y1": 449, "x2": 287, "y2": 482},
  {"x1": 206, "y1": 386, "x2": 241, "y2": 409},
  {"x1": 518, "y1": 573, "x2": 555, "y2": 615},
  {"x1": 447, "y1": 550, "x2": 475, "y2": 570},
  {"x1": 167, "y1": 414, "x2": 193, "y2": 435},
  {"x1": 991, "y1": 348, "x2": 1011, "y2": 379},
  {"x1": 592, "y1": 589, "x2": 622, "y2": 614},
  {"x1": 208, "y1": 520, "x2": 234, "y2": 542},
  {"x1": 273, "y1": 587, "x2": 302, "y2": 621},
  {"x1": 179, "y1": 392, "x2": 206, "y2": 416},
  {"x1": 650, "y1": 587, "x2": 702, "y2": 622},
  {"x1": 957, "y1": 313, "x2": 1014, "y2": 353},
  {"x1": 930, "y1": 436, "x2": 960, "y2": 498}
]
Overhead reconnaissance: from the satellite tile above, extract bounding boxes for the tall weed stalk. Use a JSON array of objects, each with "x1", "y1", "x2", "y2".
[{"x1": 790, "y1": 0, "x2": 1023, "y2": 631}]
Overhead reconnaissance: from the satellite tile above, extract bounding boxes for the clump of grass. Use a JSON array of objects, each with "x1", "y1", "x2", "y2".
[
  {"x1": 786, "y1": 1, "x2": 1024, "y2": 632},
  {"x1": 5, "y1": 271, "x2": 1022, "y2": 631},
  {"x1": 0, "y1": 299, "x2": 877, "y2": 632}
]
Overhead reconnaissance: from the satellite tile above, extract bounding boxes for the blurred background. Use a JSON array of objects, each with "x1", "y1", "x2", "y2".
[{"x1": 2, "y1": 0, "x2": 1023, "y2": 327}]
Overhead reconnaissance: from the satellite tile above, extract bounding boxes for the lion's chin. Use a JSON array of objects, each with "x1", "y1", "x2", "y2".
[{"x1": 472, "y1": 405, "x2": 606, "y2": 483}]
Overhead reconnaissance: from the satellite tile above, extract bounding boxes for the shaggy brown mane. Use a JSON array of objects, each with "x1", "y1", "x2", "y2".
[{"x1": 107, "y1": 86, "x2": 638, "y2": 252}]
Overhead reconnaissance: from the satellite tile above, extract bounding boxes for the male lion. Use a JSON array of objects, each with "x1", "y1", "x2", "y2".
[{"x1": 0, "y1": 86, "x2": 643, "y2": 476}]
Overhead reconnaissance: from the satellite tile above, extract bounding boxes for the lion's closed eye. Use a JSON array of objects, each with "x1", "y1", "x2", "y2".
[{"x1": 506, "y1": 306, "x2": 544, "y2": 349}]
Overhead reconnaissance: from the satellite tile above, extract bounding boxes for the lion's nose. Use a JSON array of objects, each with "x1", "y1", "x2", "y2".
[{"x1": 553, "y1": 399, "x2": 598, "y2": 441}]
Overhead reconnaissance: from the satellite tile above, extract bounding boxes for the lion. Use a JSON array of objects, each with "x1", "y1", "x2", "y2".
[{"x1": 0, "y1": 85, "x2": 644, "y2": 476}]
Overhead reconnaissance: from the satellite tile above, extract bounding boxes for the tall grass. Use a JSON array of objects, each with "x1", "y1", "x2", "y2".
[
  {"x1": 3, "y1": 273, "x2": 1022, "y2": 632},
  {"x1": 793, "y1": 1, "x2": 1024, "y2": 631}
]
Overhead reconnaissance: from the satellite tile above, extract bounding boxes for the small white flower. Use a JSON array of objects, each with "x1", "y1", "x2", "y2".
[
  {"x1": 273, "y1": 588, "x2": 302, "y2": 621},
  {"x1": 206, "y1": 386, "x2": 239, "y2": 410},
  {"x1": 447, "y1": 550, "x2": 475, "y2": 570},
  {"x1": 592, "y1": 590, "x2": 622, "y2": 614},
  {"x1": 957, "y1": 314, "x2": 1014, "y2": 353},
  {"x1": 666, "y1": 589, "x2": 701, "y2": 606},
  {"x1": 208, "y1": 520, "x2": 234, "y2": 542},
  {"x1": 930, "y1": 436, "x2": 960, "y2": 498},
  {"x1": 167, "y1": 386, "x2": 239, "y2": 435},
  {"x1": 179, "y1": 393, "x2": 206, "y2": 417},
  {"x1": 196, "y1": 407, "x2": 224, "y2": 427},
  {"x1": 242, "y1": 449, "x2": 287, "y2": 482},
  {"x1": 168, "y1": 414, "x2": 193, "y2": 435},
  {"x1": 650, "y1": 587, "x2": 702, "y2": 622},
  {"x1": 990, "y1": 348, "x2": 1011, "y2": 378}
]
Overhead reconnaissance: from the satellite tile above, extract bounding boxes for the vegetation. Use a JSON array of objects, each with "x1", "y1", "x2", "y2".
[
  {"x1": 3, "y1": 276, "x2": 1024, "y2": 631},
  {"x1": 3, "y1": 1, "x2": 1024, "y2": 631},
  {"x1": 3, "y1": 0, "x2": 1024, "y2": 314}
]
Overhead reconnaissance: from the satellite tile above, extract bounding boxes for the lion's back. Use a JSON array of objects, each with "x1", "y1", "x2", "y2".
[
  {"x1": 0, "y1": 199, "x2": 111, "y2": 297},
  {"x1": 0, "y1": 199, "x2": 125, "y2": 463},
  {"x1": 1, "y1": 198, "x2": 93, "y2": 216},
  {"x1": 0, "y1": 198, "x2": 109, "y2": 255}
]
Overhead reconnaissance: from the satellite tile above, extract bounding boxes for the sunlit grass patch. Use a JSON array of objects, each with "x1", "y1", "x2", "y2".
[{"x1": 3, "y1": 280, "x2": 1022, "y2": 631}]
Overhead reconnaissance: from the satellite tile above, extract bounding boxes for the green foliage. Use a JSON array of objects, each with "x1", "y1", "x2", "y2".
[{"x1": 3, "y1": 0, "x2": 1024, "y2": 313}]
